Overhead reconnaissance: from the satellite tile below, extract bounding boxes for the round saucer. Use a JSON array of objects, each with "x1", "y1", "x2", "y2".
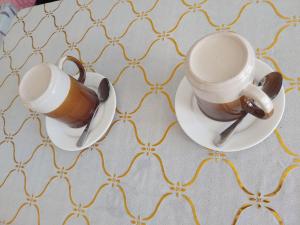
[
  {"x1": 175, "y1": 59, "x2": 285, "y2": 152},
  {"x1": 46, "y1": 72, "x2": 116, "y2": 151}
]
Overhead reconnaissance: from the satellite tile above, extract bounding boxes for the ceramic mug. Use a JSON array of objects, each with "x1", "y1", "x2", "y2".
[
  {"x1": 19, "y1": 56, "x2": 99, "y2": 128},
  {"x1": 185, "y1": 32, "x2": 274, "y2": 122}
]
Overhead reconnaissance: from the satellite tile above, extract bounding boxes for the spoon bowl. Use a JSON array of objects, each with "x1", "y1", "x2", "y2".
[
  {"x1": 98, "y1": 78, "x2": 110, "y2": 102},
  {"x1": 243, "y1": 72, "x2": 282, "y2": 119}
]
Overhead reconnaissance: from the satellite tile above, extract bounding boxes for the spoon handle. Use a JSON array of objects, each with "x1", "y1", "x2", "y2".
[
  {"x1": 76, "y1": 104, "x2": 100, "y2": 147},
  {"x1": 213, "y1": 112, "x2": 247, "y2": 147}
]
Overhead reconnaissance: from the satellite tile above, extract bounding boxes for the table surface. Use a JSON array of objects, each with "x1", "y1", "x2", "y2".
[{"x1": 0, "y1": 0, "x2": 299, "y2": 225}]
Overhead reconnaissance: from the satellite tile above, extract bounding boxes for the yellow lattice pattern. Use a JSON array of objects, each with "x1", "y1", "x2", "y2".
[{"x1": 0, "y1": 0, "x2": 299, "y2": 224}]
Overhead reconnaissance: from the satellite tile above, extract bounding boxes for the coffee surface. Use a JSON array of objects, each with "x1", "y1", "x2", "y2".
[{"x1": 191, "y1": 35, "x2": 247, "y2": 83}]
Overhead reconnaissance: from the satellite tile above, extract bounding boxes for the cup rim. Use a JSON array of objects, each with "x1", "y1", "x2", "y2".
[
  {"x1": 19, "y1": 63, "x2": 71, "y2": 113},
  {"x1": 19, "y1": 63, "x2": 55, "y2": 104},
  {"x1": 186, "y1": 32, "x2": 255, "y2": 90}
]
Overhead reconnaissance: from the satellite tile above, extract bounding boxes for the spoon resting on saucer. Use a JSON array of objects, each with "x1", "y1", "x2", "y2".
[
  {"x1": 76, "y1": 78, "x2": 110, "y2": 147},
  {"x1": 214, "y1": 72, "x2": 283, "y2": 147}
]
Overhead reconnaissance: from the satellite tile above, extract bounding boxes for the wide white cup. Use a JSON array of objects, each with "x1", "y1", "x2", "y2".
[{"x1": 185, "y1": 32, "x2": 273, "y2": 122}]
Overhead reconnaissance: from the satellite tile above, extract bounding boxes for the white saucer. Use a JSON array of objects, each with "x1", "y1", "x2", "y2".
[
  {"x1": 46, "y1": 72, "x2": 116, "y2": 151},
  {"x1": 175, "y1": 59, "x2": 285, "y2": 152}
]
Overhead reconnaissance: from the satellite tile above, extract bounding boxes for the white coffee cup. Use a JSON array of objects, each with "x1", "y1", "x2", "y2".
[{"x1": 185, "y1": 32, "x2": 273, "y2": 122}]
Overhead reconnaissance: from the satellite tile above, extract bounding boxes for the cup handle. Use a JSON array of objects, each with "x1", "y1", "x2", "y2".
[
  {"x1": 58, "y1": 55, "x2": 86, "y2": 83},
  {"x1": 241, "y1": 83, "x2": 274, "y2": 118}
]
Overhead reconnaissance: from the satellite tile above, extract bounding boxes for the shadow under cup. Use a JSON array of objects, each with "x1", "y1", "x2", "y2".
[{"x1": 19, "y1": 63, "x2": 99, "y2": 128}]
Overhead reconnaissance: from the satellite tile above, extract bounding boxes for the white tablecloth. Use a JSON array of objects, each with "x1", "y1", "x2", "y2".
[{"x1": 0, "y1": 0, "x2": 299, "y2": 224}]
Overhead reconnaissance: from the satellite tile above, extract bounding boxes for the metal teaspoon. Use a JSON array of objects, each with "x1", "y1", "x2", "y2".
[{"x1": 76, "y1": 78, "x2": 110, "y2": 147}]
